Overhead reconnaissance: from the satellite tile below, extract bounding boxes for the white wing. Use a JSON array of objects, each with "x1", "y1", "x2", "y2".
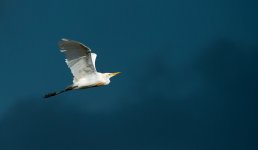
[
  {"x1": 91, "y1": 53, "x2": 97, "y2": 70},
  {"x1": 59, "y1": 39, "x2": 97, "y2": 83}
]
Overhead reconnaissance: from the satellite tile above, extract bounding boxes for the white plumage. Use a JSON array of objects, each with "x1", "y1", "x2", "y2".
[{"x1": 44, "y1": 38, "x2": 121, "y2": 98}]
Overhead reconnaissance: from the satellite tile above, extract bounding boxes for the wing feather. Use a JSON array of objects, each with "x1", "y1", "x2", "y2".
[
  {"x1": 91, "y1": 53, "x2": 97, "y2": 70},
  {"x1": 59, "y1": 39, "x2": 97, "y2": 83}
]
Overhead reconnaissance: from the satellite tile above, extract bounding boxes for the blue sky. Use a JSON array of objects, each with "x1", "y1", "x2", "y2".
[{"x1": 0, "y1": 0, "x2": 258, "y2": 149}]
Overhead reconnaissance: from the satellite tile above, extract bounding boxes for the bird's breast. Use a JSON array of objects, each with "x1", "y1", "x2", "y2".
[{"x1": 75, "y1": 76, "x2": 109, "y2": 88}]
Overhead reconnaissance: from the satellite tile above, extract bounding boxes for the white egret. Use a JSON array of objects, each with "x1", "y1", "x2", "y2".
[{"x1": 44, "y1": 39, "x2": 121, "y2": 98}]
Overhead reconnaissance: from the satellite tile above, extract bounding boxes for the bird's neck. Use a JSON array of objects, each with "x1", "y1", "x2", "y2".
[{"x1": 98, "y1": 73, "x2": 111, "y2": 85}]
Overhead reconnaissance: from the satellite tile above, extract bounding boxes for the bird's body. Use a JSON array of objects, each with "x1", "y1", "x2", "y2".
[
  {"x1": 74, "y1": 72, "x2": 110, "y2": 89},
  {"x1": 44, "y1": 39, "x2": 120, "y2": 98}
]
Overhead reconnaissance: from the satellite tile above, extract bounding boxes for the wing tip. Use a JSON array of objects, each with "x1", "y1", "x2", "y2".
[
  {"x1": 61, "y1": 38, "x2": 69, "y2": 41},
  {"x1": 59, "y1": 38, "x2": 70, "y2": 50},
  {"x1": 58, "y1": 38, "x2": 92, "y2": 52}
]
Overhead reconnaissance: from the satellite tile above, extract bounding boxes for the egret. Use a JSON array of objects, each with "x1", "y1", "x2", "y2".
[{"x1": 44, "y1": 39, "x2": 121, "y2": 98}]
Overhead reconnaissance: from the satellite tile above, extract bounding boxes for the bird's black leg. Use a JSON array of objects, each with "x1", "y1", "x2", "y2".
[{"x1": 44, "y1": 85, "x2": 78, "y2": 99}]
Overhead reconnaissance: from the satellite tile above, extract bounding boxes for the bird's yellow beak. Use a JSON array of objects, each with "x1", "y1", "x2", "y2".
[{"x1": 110, "y1": 72, "x2": 121, "y2": 77}]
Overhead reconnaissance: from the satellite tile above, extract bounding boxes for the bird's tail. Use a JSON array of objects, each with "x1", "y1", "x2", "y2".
[{"x1": 43, "y1": 85, "x2": 77, "y2": 98}]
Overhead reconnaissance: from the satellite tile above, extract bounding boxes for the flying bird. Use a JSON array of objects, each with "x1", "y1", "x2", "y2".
[{"x1": 44, "y1": 39, "x2": 121, "y2": 98}]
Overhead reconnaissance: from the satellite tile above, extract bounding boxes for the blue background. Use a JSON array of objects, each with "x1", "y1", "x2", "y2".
[{"x1": 0, "y1": 0, "x2": 257, "y2": 149}]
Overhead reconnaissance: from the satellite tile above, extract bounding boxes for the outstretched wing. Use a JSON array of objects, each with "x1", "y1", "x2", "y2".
[{"x1": 59, "y1": 39, "x2": 97, "y2": 83}]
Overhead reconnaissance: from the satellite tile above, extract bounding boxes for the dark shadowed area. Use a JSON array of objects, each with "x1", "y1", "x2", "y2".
[{"x1": 0, "y1": 0, "x2": 258, "y2": 150}]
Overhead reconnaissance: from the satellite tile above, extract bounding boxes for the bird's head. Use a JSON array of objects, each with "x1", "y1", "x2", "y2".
[{"x1": 105, "y1": 72, "x2": 121, "y2": 79}]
